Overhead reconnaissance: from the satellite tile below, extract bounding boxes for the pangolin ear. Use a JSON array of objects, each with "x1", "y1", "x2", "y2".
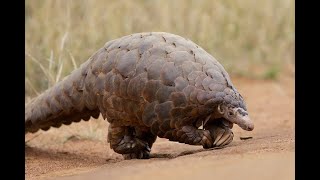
[{"x1": 217, "y1": 104, "x2": 224, "y2": 114}]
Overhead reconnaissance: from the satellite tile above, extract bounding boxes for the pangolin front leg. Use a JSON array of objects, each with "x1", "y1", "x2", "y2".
[
  {"x1": 174, "y1": 123, "x2": 234, "y2": 148},
  {"x1": 107, "y1": 123, "x2": 156, "y2": 159},
  {"x1": 204, "y1": 121, "x2": 234, "y2": 147},
  {"x1": 174, "y1": 126, "x2": 214, "y2": 148}
]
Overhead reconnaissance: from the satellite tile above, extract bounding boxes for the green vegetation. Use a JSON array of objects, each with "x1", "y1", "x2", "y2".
[
  {"x1": 25, "y1": 0, "x2": 294, "y2": 98},
  {"x1": 263, "y1": 66, "x2": 281, "y2": 80}
]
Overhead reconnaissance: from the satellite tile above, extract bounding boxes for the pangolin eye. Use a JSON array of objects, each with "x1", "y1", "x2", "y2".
[{"x1": 228, "y1": 112, "x2": 234, "y2": 116}]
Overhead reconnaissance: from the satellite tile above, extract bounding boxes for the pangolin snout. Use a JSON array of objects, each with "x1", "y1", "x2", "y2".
[{"x1": 238, "y1": 115, "x2": 254, "y2": 131}]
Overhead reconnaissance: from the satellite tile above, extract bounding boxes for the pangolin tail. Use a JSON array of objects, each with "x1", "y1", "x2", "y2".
[{"x1": 25, "y1": 50, "x2": 104, "y2": 134}]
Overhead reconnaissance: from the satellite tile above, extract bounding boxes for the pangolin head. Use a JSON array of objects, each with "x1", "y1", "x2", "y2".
[
  {"x1": 216, "y1": 103, "x2": 254, "y2": 131},
  {"x1": 203, "y1": 88, "x2": 254, "y2": 131},
  {"x1": 217, "y1": 88, "x2": 254, "y2": 131}
]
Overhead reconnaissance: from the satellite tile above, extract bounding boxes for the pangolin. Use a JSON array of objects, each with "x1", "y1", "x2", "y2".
[{"x1": 25, "y1": 32, "x2": 254, "y2": 159}]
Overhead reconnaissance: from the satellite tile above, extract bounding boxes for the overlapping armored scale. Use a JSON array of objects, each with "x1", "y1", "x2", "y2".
[{"x1": 25, "y1": 32, "x2": 246, "y2": 136}]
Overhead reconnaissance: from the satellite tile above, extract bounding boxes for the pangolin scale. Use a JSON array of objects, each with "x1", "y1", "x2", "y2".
[{"x1": 25, "y1": 32, "x2": 254, "y2": 159}]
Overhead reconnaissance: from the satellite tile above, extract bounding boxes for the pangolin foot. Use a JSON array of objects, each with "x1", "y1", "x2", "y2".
[
  {"x1": 115, "y1": 138, "x2": 151, "y2": 159},
  {"x1": 205, "y1": 122, "x2": 234, "y2": 147},
  {"x1": 123, "y1": 149, "x2": 150, "y2": 159}
]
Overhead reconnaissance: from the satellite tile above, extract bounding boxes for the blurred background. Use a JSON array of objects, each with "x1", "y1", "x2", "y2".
[{"x1": 25, "y1": 0, "x2": 294, "y2": 98}]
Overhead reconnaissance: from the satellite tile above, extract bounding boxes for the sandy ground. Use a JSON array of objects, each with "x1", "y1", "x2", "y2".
[{"x1": 25, "y1": 75, "x2": 294, "y2": 180}]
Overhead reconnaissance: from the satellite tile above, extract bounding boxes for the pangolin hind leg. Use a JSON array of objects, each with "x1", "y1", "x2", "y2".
[
  {"x1": 123, "y1": 126, "x2": 157, "y2": 159},
  {"x1": 107, "y1": 123, "x2": 156, "y2": 159}
]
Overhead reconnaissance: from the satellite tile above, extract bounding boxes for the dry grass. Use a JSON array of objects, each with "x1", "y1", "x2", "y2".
[
  {"x1": 25, "y1": 0, "x2": 294, "y2": 98},
  {"x1": 25, "y1": 117, "x2": 109, "y2": 145}
]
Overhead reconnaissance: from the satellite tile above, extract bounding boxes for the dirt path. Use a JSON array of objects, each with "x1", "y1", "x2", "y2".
[{"x1": 25, "y1": 76, "x2": 294, "y2": 180}]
